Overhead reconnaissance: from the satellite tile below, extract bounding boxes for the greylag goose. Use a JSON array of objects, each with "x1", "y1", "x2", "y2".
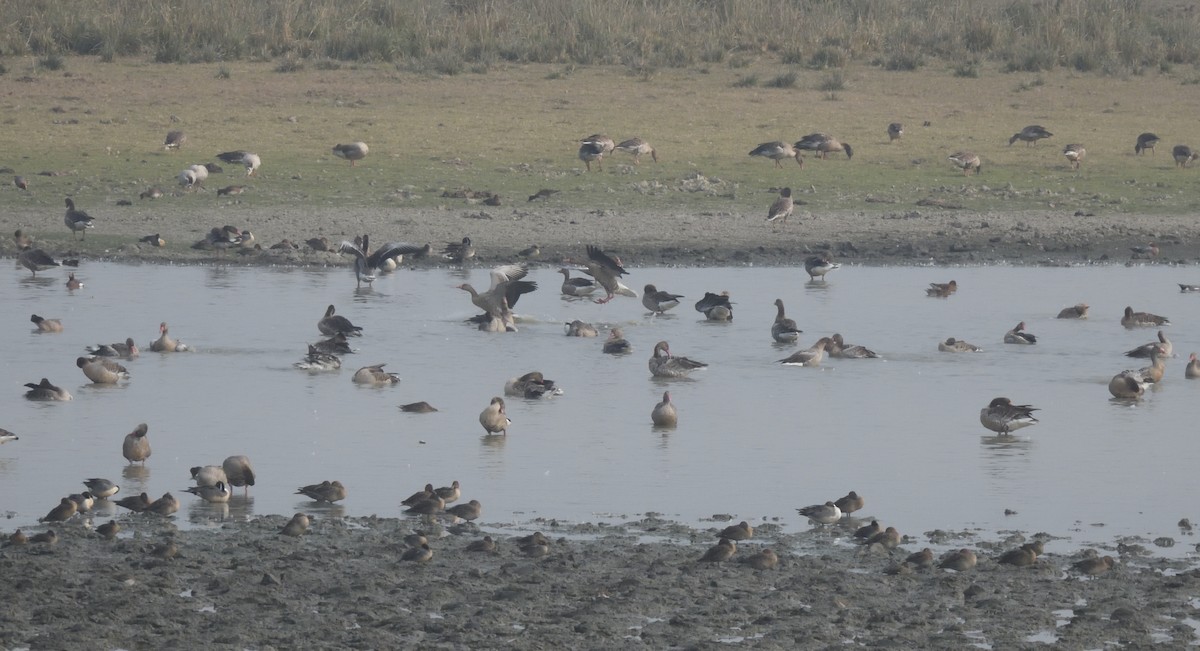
[
  {"x1": 1186, "y1": 353, "x2": 1200, "y2": 379},
  {"x1": 296, "y1": 480, "x2": 347, "y2": 503},
  {"x1": 1135, "y1": 132, "x2": 1159, "y2": 155},
  {"x1": 1003, "y1": 321, "x2": 1037, "y2": 344},
  {"x1": 30, "y1": 314, "x2": 63, "y2": 333},
  {"x1": 295, "y1": 345, "x2": 341, "y2": 371},
  {"x1": 698, "y1": 538, "x2": 737, "y2": 563},
  {"x1": 649, "y1": 341, "x2": 708, "y2": 378},
  {"x1": 1174, "y1": 145, "x2": 1199, "y2": 167},
  {"x1": 834, "y1": 491, "x2": 865, "y2": 514},
  {"x1": 1136, "y1": 346, "x2": 1167, "y2": 384},
  {"x1": 804, "y1": 255, "x2": 840, "y2": 280},
  {"x1": 749, "y1": 141, "x2": 803, "y2": 168},
  {"x1": 443, "y1": 236, "x2": 476, "y2": 263},
  {"x1": 122, "y1": 424, "x2": 151, "y2": 464},
  {"x1": 765, "y1": 188, "x2": 793, "y2": 224},
  {"x1": 332, "y1": 142, "x2": 369, "y2": 166},
  {"x1": 150, "y1": 322, "x2": 188, "y2": 352},
  {"x1": 980, "y1": 397, "x2": 1039, "y2": 435},
  {"x1": 13, "y1": 229, "x2": 32, "y2": 250},
  {"x1": 794, "y1": 133, "x2": 852, "y2": 159},
  {"x1": 614, "y1": 137, "x2": 657, "y2": 164},
  {"x1": 191, "y1": 465, "x2": 226, "y2": 487},
  {"x1": 558, "y1": 268, "x2": 597, "y2": 297},
  {"x1": 642, "y1": 284, "x2": 684, "y2": 314},
  {"x1": 718, "y1": 521, "x2": 753, "y2": 541},
  {"x1": 796, "y1": 501, "x2": 841, "y2": 524},
  {"x1": 401, "y1": 543, "x2": 434, "y2": 562},
  {"x1": 163, "y1": 130, "x2": 186, "y2": 150},
  {"x1": 651, "y1": 391, "x2": 677, "y2": 427},
  {"x1": 76, "y1": 356, "x2": 130, "y2": 384},
  {"x1": 41, "y1": 498, "x2": 77, "y2": 523},
  {"x1": 746, "y1": 549, "x2": 779, "y2": 570},
  {"x1": 339, "y1": 235, "x2": 427, "y2": 288},
  {"x1": 777, "y1": 337, "x2": 831, "y2": 366},
  {"x1": 939, "y1": 337, "x2": 982, "y2": 352},
  {"x1": 1056, "y1": 303, "x2": 1089, "y2": 319},
  {"x1": 64, "y1": 198, "x2": 95, "y2": 239},
  {"x1": 318, "y1": 305, "x2": 363, "y2": 337},
  {"x1": 1009, "y1": 125, "x2": 1052, "y2": 146},
  {"x1": 582, "y1": 134, "x2": 615, "y2": 154},
  {"x1": 145, "y1": 492, "x2": 180, "y2": 516},
  {"x1": 18, "y1": 249, "x2": 59, "y2": 276},
  {"x1": 435, "y1": 480, "x2": 461, "y2": 504},
  {"x1": 446, "y1": 499, "x2": 481, "y2": 521},
  {"x1": 948, "y1": 151, "x2": 981, "y2": 175},
  {"x1": 1121, "y1": 306, "x2": 1169, "y2": 328},
  {"x1": 695, "y1": 291, "x2": 733, "y2": 321},
  {"x1": 603, "y1": 327, "x2": 632, "y2": 354},
  {"x1": 829, "y1": 333, "x2": 879, "y2": 359},
  {"x1": 185, "y1": 481, "x2": 232, "y2": 504},
  {"x1": 86, "y1": 338, "x2": 139, "y2": 358},
  {"x1": 352, "y1": 364, "x2": 400, "y2": 385},
  {"x1": 1130, "y1": 242, "x2": 1159, "y2": 257},
  {"x1": 13, "y1": 176, "x2": 27, "y2": 191},
  {"x1": 887, "y1": 122, "x2": 903, "y2": 142},
  {"x1": 222, "y1": 455, "x2": 255, "y2": 494},
  {"x1": 926, "y1": 280, "x2": 957, "y2": 297},
  {"x1": 66, "y1": 272, "x2": 82, "y2": 290},
  {"x1": 178, "y1": 164, "x2": 209, "y2": 189},
  {"x1": 457, "y1": 263, "x2": 537, "y2": 326},
  {"x1": 504, "y1": 371, "x2": 562, "y2": 399},
  {"x1": 567, "y1": 245, "x2": 628, "y2": 304},
  {"x1": 578, "y1": 141, "x2": 606, "y2": 171},
  {"x1": 1063, "y1": 143, "x2": 1086, "y2": 169},
  {"x1": 280, "y1": 513, "x2": 310, "y2": 537},
  {"x1": 313, "y1": 332, "x2": 354, "y2": 354},
  {"x1": 1108, "y1": 370, "x2": 1149, "y2": 399},
  {"x1": 215, "y1": 150, "x2": 261, "y2": 176},
  {"x1": 0, "y1": 428, "x2": 18, "y2": 445},
  {"x1": 1126, "y1": 330, "x2": 1172, "y2": 358},
  {"x1": 564, "y1": 320, "x2": 598, "y2": 337},
  {"x1": 771, "y1": 299, "x2": 802, "y2": 343},
  {"x1": 1073, "y1": 556, "x2": 1115, "y2": 576},
  {"x1": 24, "y1": 378, "x2": 71, "y2": 401},
  {"x1": 479, "y1": 397, "x2": 510, "y2": 435},
  {"x1": 400, "y1": 401, "x2": 438, "y2": 413},
  {"x1": 83, "y1": 478, "x2": 119, "y2": 498},
  {"x1": 115, "y1": 492, "x2": 151, "y2": 512}
]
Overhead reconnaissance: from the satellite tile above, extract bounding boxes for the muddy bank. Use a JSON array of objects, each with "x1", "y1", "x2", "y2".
[
  {"x1": 1, "y1": 515, "x2": 1197, "y2": 649},
  {"x1": 5, "y1": 203, "x2": 1196, "y2": 268}
]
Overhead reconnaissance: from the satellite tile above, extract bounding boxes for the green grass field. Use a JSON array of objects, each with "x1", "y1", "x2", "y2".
[{"x1": 3, "y1": 55, "x2": 1200, "y2": 232}]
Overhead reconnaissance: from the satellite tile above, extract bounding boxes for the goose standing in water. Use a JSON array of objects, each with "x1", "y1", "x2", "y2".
[
  {"x1": 479, "y1": 397, "x2": 510, "y2": 435},
  {"x1": 222, "y1": 455, "x2": 255, "y2": 495},
  {"x1": 76, "y1": 356, "x2": 130, "y2": 384},
  {"x1": 24, "y1": 378, "x2": 71, "y2": 401},
  {"x1": 777, "y1": 337, "x2": 831, "y2": 366},
  {"x1": 1009, "y1": 125, "x2": 1053, "y2": 146},
  {"x1": 64, "y1": 198, "x2": 95, "y2": 240},
  {"x1": 18, "y1": 249, "x2": 59, "y2": 276},
  {"x1": 558, "y1": 268, "x2": 596, "y2": 297},
  {"x1": 1135, "y1": 132, "x2": 1159, "y2": 155},
  {"x1": 651, "y1": 391, "x2": 677, "y2": 428},
  {"x1": 804, "y1": 255, "x2": 841, "y2": 280},
  {"x1": 770, "y1": 299, "x2": 802, "y2": 343},
  {"x1": 695, "y1": 291, "x2": 733, "y2": 321},
  {"x1": 1121, "y1": 306, "x2": 1169, "y2": 328},
  {"x1": 1125, "y1": 330, "x2": 1172, "y2": 358},
  {"x1": 603, "y1": 327, "x2": 632, "y2": 354},
  {"x1": 185, "y1": 481, "x2": 232, "y2": 504},
  {"x1": 980, "y1": 397, "x2": 1039, "y2": 435},
  {"x1": 948, "y1": 152, "x2": 981, "y2": 176},
  {"x1": 216, "y1": 150, "x2": 261, "y2": 176},
  {"x1": 1136, "y1": 345, "x2": 1168, "y2": 384},
  {"x1": 642, "y1": 284, "x2": 684, "y2": 314},
  {"x1": 749, "y1": 141, "x2": 803, "y2": 168},
  {"x1": 1003, "y1": 321, "x2": 1037, "y2": 345},
  {"x1": 649, "y1": 341, "x2": 708, "y2": 378},
  {"x1": 150, "y1": 322, "x2": 188, "y2": 352},
  {"x1": 318, "y1": 305, "x2": 363, "y2": 337},
  {"x1": 457, "y1": 263, "x2": 537, "y2": 330},
  {"x1": 568, "y1": 245, "x2": 628, "y2": 304},
  {"x1": 122, "y1": 424, "x2": 151, "y2": 464},
  {"x1": 338, "y1": 235, "x2": 427, "y2": 288},
  {"x1": 938, "y1": 337, "x2": 982, "y2": 352},
  {"x1": 614, "y1": 137, "x2": 657, "y2": 164},
  {"x1": 1109, "y1": 370, "x2": 1150, "y2": 399},
  {"x1": 332, "y1": 142, "x2": 369, "y2": 166}
]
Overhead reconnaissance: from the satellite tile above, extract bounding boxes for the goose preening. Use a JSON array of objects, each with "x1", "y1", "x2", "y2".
[
  {"x1": 338, "y1": 235, "x2": 428, "y2": 288},
  {"x1": 150, "y1": 322, "x2": 189, "y2": 352},
  {"x1": 191, "y1": 465, "x2": 227, "y2": 487},
  {"x1": 352, "y1": 364, "x2": 400, "y2": 385},
  {"x1": 926, "y1": 280, "x2": 957, "y2": 297},
  {"x1": 578, "y1": 134, "x2": 615, "y2": 172},
  {"x1": 295, "y1": 345, "x2": 341, "y2": 371},
  {"x1": 749, "y1": 141, "x2": 803, "y2": 168},
  {"x1": 18, "y1": 249, "x2": 59, "y2": 276},
  {"x1": 30, "y1": 314, "x2": 63, "y2": 333},
  {"x1": 76, "y1": 356, "x2": 130, "y2": 384},
  {"x1": 796, "y1": 501, "x2": 841, "y2": 525},
  {"x1": 280, "y1": 513, "x2": 310, "y2": 537},
  {"x1": 458, "y1": 263, "x2": 537, "y2": 332},
  {"x1": 651, "y1": 391, "x2": 677, "y2": 427},
  {"x1": 558, "y1": 268, "x2": 597, "y2": 297},
  {"x1": 1056, "y1": 303, "x2": 1089, "y2": 319},
  {"x1": 479, "y1": 397, "x2": 510, "y2": 435},
  {"x1": 312, "y1": 333, "x2": 353, "y2": 355},
  {"x1": 614, "y1": 137, "x2": 657, "y2": 164},
  {"x1": 804, "y1": 255, "x2": 841, "y2": 281},
  {"x1": 83, "y1": 478, "x2": 118, "y2": 498},
  {"x1": 1173, "y1": 145, "x2": 1199, "y2": 168},
  {"x1": 938, "y1": 337, "x2": 982, "y2": 352},
  {"x1": 215, "y1": 150, "x2": 261, "y2": 176},
  {"x1": 296, "y1": 480, "x2": 347, "y2": 503},
  {"x1": 318, "y1": 305, "x2": 363, "y2": 337},
  {"x1": 695, "y1": 291, "x2": 733, "y2": 321},
  {"x1": 443, "y1": 236, "x2": 476, "y2": 263},
  {"x1": 1003, "y1": 321, "x2": 1037, "y2": 345},
  {"x1": 1125, "y1": 331, "x2": 1172, "y2": 358},
  {"x1": 1009, "y1": 125, "x2": 1053, "y2": 146},
  {"x1": 332, "y1": 142, "x2": 369, "y2": 166},
  {"x1": 1063, "y1": 143, "x2": 1086, "y2": 169},
  {"x1": 1121, "y1": 306, "x2": 1169, "y2": 328},
  {"x1": 122, "y1": 423, "x2": 151, "y2": 464},
  {"x1": 566, "y1": 244, "x2": 628, "y2": 304},
  {"x1": 887, "y1": 122, "x2": 903, "y2": 142},
  {"x1": 642, "y1": 284, "x2": 684, "y2": 314},
  {"x1": 948, "y1": 152, "x2": 981, "y2": 176},
  {"x1": 185, "y1": 481, "x2": 232, "y2": 504},
  {"x1": 829, "y1": 333, "x2": 879, "y2": 359},
  {"x1": 771, "y1": 299, "x2": 802, "y2": 343},
  {"x1": 86, "y1": 338, "x2": 139, "y2": 358},
  {"x1": 794, "y1": 133, "x2": 852, "y2": 160},
  {"x1": 777, "y1": 337, "x2": 831, "y2": 366},
  {"x1": 504, "y1": 371, "x2": 562, "y2": 399},
  {"x1": 1109, "y1": 369, "x2": 1150, "y2": 399},
  {"x1": 64, "y1": 198, "x2": 95, "y2": 239},
  {"x1": 603, "y1": 327, "x2": 632, "y2": 354},
  {"x1": 178, "y1": 163, "x2": 209, "y2": 189},
  {"x1": 765, "y1": 188, "x2": 793, "y2": 224},
  {"x1": 164, "y1": 130, "x2": 186, "y2": 150},
  {"x1": 1135, "y1": 132, "x2": 1159, "y2": 155},
  {"x1": 564, "y1": 320, "x2": 598, "y2": 337},
  {"x1": 980, "y1": 397, "x2": 1039, "y2": 435},
  {"x1": 649, "y1": 341, "x2": 708, "y2": 378},
  {"x1": 24, "y1": 378, "x2": 71, "y2": 401}
]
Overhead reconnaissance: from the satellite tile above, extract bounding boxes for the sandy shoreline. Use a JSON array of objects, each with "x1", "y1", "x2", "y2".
[
  {"x1": 2, "y1": 514, "x2": 1197, "y2": 649},
  {"x1": 5, "y1": 202, "x2": 1196, "y2": 269}
]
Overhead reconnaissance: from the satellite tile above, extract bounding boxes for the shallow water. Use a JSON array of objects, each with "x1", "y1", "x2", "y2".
[{"x1": 3, "y1": 260, "x2": 1200, "y2": 555}]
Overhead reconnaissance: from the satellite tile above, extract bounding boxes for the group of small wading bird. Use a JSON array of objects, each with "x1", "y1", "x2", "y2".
[{"x1": 6, "y1": 125, "x2": 1192, "y2": 570}]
